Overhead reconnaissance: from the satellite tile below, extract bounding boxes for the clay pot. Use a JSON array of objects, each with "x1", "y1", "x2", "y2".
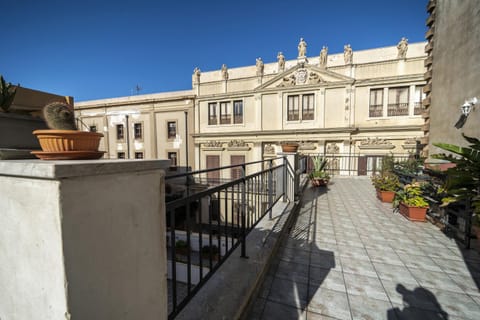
[
  {"x1": 33, "y1": 130, "x2": 103, "y2": 152},
  {"x1": 281, "y1": 143, "x2": 299, "y2": 153},
  {"x1": 376, "y1": 190, "x2": 395, "y2": 203},
  {"x1": 399, "y1": 202, "x2": 428, "y2": 222}
]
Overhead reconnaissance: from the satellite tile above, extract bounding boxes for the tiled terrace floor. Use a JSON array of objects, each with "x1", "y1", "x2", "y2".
[{"x1": 248, "y1": 177, "x2": 480, "y2": 320}]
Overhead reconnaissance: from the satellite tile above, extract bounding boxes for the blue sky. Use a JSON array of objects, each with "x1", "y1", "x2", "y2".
[{"x1": 1, "y1": 0, "x2": 427, "y2": 102}]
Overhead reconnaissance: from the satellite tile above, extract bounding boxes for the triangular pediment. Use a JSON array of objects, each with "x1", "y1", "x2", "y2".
[{"x1": 256, "y1": 64, "x2": 354, "y2": 90}]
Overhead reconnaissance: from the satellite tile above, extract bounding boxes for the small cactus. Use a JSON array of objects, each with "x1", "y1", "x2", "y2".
[
  {"x1": 0, "y1": 75, "x2": 17, "y2": 112},
  {"x1": 43, "y1": 101, "x2": 77, "y2": 130}
]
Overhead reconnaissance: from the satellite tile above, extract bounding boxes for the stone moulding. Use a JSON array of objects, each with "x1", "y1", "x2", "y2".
[
  {"x1": 202, "y1": 141, "x2": 224, "y2": 151},
  {"x1": 358, "y1": 138, "x2": 395, "y2": 150},
  {"x1": 227, "y1": 139, "x2": 250, "y2": 151}
]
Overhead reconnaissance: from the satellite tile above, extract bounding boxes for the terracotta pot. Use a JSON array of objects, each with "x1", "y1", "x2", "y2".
[
  {"x1": 281, "y1": 144, "x2": 298, "y2": 153},
  {"x1": 33, "y1": 130, "x2": 103, "y2": 152},
  {"x1": 311, "y1": 178, "x2": 329, "y2": 187},
  {"x1": 399, "y1": 202, "x2": 428, "y2": 222},
  {"x1": 376, "y1": 190, "x2": 395, "y2": 203}
]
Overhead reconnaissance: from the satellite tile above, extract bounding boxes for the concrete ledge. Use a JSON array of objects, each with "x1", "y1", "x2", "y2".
[
  {"x1": 0, "y1": 159, "x2": 169, "y2": 179},
  {"x1": 175, "y1": 200, "x2": 294, "y2": 320}
]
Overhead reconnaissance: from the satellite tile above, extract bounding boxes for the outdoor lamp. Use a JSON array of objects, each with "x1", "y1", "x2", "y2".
[{"x1": 455, "y1": 97, "x2": 477, "y2": 129}]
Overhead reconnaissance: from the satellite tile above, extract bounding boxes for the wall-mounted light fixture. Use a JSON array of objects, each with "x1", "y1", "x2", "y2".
[{"x1": 455, "y1": 97, "x2": 477, "y2": 129}]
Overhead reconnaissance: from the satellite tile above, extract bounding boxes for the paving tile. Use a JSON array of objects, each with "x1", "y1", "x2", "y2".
[
  {"x1": 310, "y1": 250, "x2": 340, "y2": 271},
  {"x1": 432, "y1": 257, "x2": 480, "y2": 276},
  {"x1": 267, "y1": 277, "x2": 308, "y2": 309},
  {"x1": 447, "y1": 273, "x2": 480, "y2": 297},
  {"x1": 258, "y1": 275, "x2": 274, "y2": 299},
  {"x1": 431, "y1": 288, "x2": 480, "y2": 319},
  {"x1": 307, "y1": 287, "x2": 351, "y2": 320},
  {"x1": 396, "y1": 252, "x2": 443, "y2": 272},
  {"x1": 261, "y1": 300, "x2": 306, "y2": 320},
  {"x1": 340, "y1": 256, "x2": 378, "y2": 278},
  {"x1": 348, "y1": 294, "x2": 394, "y2": 320},
  {"x1": 343, "y1": 273, "x2": 389, "y2": 301},
  {"x1": 391, "y1": 303, "x2": 450, "y2": 320},
  {"x1": 408, "y1": 268, "x2": 464, "y2": 293},
  {"x1": 306, "y1": 311, "x2": 340, "y2": 320},
  {"x1": 367, "y1": 249, "x2": 404, "y2": 266},
  {"x1": 279, "y1": 247, "x2": 310, "y2": 265},
  {"x1": 373, "y1": 262, "x2": 419, "y2": 285},
  {"x1": 275, "y1": 260, "x2": 309, "y2": 284},
  {"x1": 310, "y1": 267, "x2": 346, "y2": 293},
  {"x1": 248, "y1": 297, "x2": 267, "y2": 320}
]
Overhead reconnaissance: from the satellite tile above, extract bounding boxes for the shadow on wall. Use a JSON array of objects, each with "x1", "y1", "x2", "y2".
[{"x1": 387, "y1": 284, "x2": 448, "y2": 319}]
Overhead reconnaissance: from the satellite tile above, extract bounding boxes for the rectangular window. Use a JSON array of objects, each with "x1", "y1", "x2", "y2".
[
  {"x1": 413, "y1": 86, "x2": 425, "y2": 115},
  {"x1": 134, "y1": 123, "x2": 142, "y2": 139},
  {"x1": 233, "y1": 100, "x2": 243, "y2": 124},
  {"x1": 89, "y1": 125, "x2": 97, "y2": 132},
  {"x1": 206, "y1": 155, "x2": 220, "y2": 184},
  {"x1": 167, "y1": 121, "x2": 177, "y2": 140},
  {"x1": 231, "y1": 155, "x2": 245, "y2": 180},
  {"x1": 208, "y1": 103, "x2": 217, "y2": 125},
  {"x1": 134, "y1": 152, "x2": 144, "y2": 159},
  {"x1": 168, "y1": 152, "x2": 178, "y2": 167},
  {"x1": 117, "y1": 152, "x2": 125, "y2": 159},
  {"x1": 219, "y1": 101, "x2": 231, "y2": 124},
  {"x1": 369, "y1": 89, "x2": 384, "y2": 117},
  {"x1": 287, "y1": 95, "x2": 299, "y2": 121},
  {"x1": 116, "y1": 124, "x2": 124, "y2": 140},
  {"x1": 302, "y1": 94, "x2": 314, "y2": 120},
  {"x1": 387, "y1": 87, "x2": 409, "y2": 116}
]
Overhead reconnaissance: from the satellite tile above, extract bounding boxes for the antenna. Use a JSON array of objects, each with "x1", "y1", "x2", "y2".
[{"x1": 132, "y1": 84, "x2": 142, "y2": 95}]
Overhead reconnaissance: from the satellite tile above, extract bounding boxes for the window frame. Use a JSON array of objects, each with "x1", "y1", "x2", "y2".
[
  {"x1": 134, "y1": 151, "x2": 144, "y2": 159},
  {"x1": 133, "y1": 122, "x2": 143, "y2": 140},
  {"x1": 369, "y1": 88, "x2": 384, "y2": 118},
  {"x1": 117, "y1": 152, "x2": 125, "y2": 159},
  {"x1": 167, "y1": 151, "x2": 178, "y2": 167},
  {"x1": 208, "y1": 102, "x2": 218, "y2": 125},
  {"x1": 413, "y1": 85, "x2": 425, "y2": 115},
  {"x1": 233, "y1": 100, "x2": 243, "y2": 124},
  {"x1": 219, "y1": 101, "x2": 231, "y2": 125},
  {"x1": 302, "y1": 94, "x2": 314, "y2": 120},
  {"x1": 167, "y1": 120, "x2": 177, "y2": 141},
  {"x1": 116, "y1": 124, "x2": 125, "y2": 141},
  {"x1": 387, "y1": 86, "x2": 409, "y2": 117},
  {"x1": 287, "y1": 95, "x2": 300, "y2": 121}
]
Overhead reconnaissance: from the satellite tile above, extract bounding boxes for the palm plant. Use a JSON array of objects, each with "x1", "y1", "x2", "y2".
[{"x1": 432, "y1": 134, "x2": 480, "y2": 215}]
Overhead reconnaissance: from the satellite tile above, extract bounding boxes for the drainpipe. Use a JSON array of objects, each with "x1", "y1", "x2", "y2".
[{"x1": 126, "y1": 115, "x2": 130, "y2": 159}]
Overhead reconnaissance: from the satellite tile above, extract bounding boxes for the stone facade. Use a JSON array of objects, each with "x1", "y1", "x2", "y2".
[{"x1": 75, "y1": 39, "x2": 427, "y2": 172}]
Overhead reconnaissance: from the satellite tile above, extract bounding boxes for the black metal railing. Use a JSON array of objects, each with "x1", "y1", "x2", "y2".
[
  {"x1": 413, "y1": 102, "x2": 424, "y2": 115},
  {"x1": 165, "y1": 157, "x2": 294, "y2": 318},
  {"x1": 387, "y1": 103, "x2": 409, "y2": 116},
  {"x1": 369, "y1": 104, "x2": 383, "y2": 117}
]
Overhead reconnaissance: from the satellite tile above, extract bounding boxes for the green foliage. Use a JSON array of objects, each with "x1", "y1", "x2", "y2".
[
  {"x1": 43, "y1": 101, "x2": 77, "y2": 130},
  {"x1": 309, "y1": 156, "x2": 330, "y2": 180},
  {"x1": 175, "y1": 239, "x2": 188, "y2": 249},
  {"x1": 395, "y1": 182, "x2": 429, "y2": 208},
  {"x1": 0, "y1": 75, "x2": 17, "y2": 112},
  {"x1": 371, "y1": 173, "x2": 400, "y2": 191},
  {"x1": 380, "y1": 153, "x2": 395, "y2": 175},
  {"x1": 432, "y1": 134, "x2": 480, "y2": 214},
  {"x1": 395, "y1": 156, "x2": 424, "y2": 175}
]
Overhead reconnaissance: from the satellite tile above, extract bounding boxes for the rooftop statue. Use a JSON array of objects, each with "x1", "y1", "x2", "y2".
[
  {"x1": 344, "y1": 44, "x2": 353, "y2": 64},
  {"x1": 277, "y1": 52, "x2": 285, "y2": 72},
  {"x1": 397, "y1": 37, "x2": 408, "y2": 59},
  {"x1": 298, "y1": 38, "x2": 307, "y2": 57}
]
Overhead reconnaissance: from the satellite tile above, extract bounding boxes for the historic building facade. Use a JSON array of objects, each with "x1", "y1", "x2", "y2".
[
  {"x1": 193, "y1": 39, "x2": 426, "y2": 174},
  {"x1": 75, "y1": 38, "x2": 427, "y2": 175}
]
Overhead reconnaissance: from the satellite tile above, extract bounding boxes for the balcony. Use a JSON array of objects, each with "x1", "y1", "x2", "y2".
[{"x1": 387, "y1": 103, "x2": 409, "y2": 116}]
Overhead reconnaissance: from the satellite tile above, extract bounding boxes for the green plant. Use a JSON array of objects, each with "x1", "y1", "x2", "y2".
[
  {"x1": 371, "y1": 173, "x2": 400, "y2": 191},
  {"x1": 432, "y1": 134, "x2": 480, "y2": 215},
  {"x1": 395, "y1": 182, "x2": 429, "y2": 208},
  {"x1": 0, "y1": 75, "x2": 18, "y2": 112},
  {"x1": 379, "y1": 153, "x2": 395, "y2": 176},
  {"x1": 394, "y1": 156, "x2": 424, "y2": 175},
  {"x1": 175, "y1": 239, "x2": 188, "y2": 249},
  {"x1": 43, "y1": 101, "x2": 77, "y2": 130},
  {"x1": 309, "y1": 156, "x2": 330, "y2": 180}
]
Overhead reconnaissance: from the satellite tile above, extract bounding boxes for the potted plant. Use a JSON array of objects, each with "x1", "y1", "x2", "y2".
[
  {"x1": 371, "y1": 173, "x2": 400, "y2": 203},
  {"x1": 309, "y1": 156, "x2": 330, "y2": 186},
  {"x1": 32, "y1": 101, "x2": 104, "y2": 160},
  {"x1": 201, "y1": 244, "x2": 220, "y2": 261},
  {"x1": 395, "y1": 182, "x2": 429, "y2": 221},
  {"x1": 175, "y1": 239, "x2": 189, "y2": 256}
]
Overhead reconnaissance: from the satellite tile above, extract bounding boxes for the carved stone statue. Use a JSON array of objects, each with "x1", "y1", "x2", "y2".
[
  {"x1": 221, "y1": 64, "x2": 228, "y2": 80},
  {"x1": 308, "y1": 72, "x2": 323, "y2": 84},
  {"x1": 397, "y1": 37, "x2": 408, "y2": 59},
  {"x1": 256, "y1": 57, "x2": 264, "y2": 76},
  {"x1": 319, "y1": 46, "x2": 328, "y2": 68},
  {"x1": 192, "y1": 67, "x2": 201, "y2": 84},
  {"x1": 277, "y1": 52, "x2": 285, "y2": 72},
  {"x1": 298, "y1": 38, "x2": 307, "y2": 57},
  {"x1": 344, "y1": 44, "x2": 353, "y2": 64},
  {"x1": 277, "y1": 74, "x2": 296, "y2": 87}
]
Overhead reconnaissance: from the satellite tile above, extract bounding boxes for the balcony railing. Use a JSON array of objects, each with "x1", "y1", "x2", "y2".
[
  {"x1": 387, "y1": 103, "x2": 409, "y2": 116},
  {"x1": 208, "y1": 116, "x2": 217, "y2": 125},
  {"x1": 165, "y1": 157, "x2": 295, "y2": 318},
  {"x1": 413, "y1": 102, "x2": 424, "y2": 115},
  {"x1": 369, "y1": 104, "x2": 383, "y2": 117}
]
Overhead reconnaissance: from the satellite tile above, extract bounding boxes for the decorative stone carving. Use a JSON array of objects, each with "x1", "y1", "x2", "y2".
[
  {"x1": 277, "y1": 74, "x2": 296, "y2": 87},
  {"x1": 298, "y1": 38, "x2": 307, "y2": 57},
  {"x1": 402, "y1": 137, "x2": 418, "y2": 149},
  {"x1": 308, "y1": 72, "x2": 324, "y2": 84},
  {"x1": 326, "y1": 143, "x2": 340, "y2": 154},
  {"x1": 296, "y1": 69, "x2": 308, "y2": 84},
  {"x1": 264, "y1": 144, "x2": 275, "y2": 154},
  {"x1": 256, "y1": 58, "x2": 264, "y2": 76},
  {"x1": 358, "y1": 138, "x2": 395, "y2": 149},
  {"x1": 192, "y1": 67, "x2": 201, "y2": 85},
  {"x1": 319, "y1": 46, "x2": 328, "y2": 68},
  {"x1": 397, "y1": 37, "x2": 408, "y2": 59},
  {"x1": 227, "y1": 139, "x2": 250, "y2": 151},
  {"x1": 344, "y1": 44, "x2": 353, "y2": 64},
  {"x1": 298, "y1": 142, "x2": 316, "y2": 150},
  {"x1": 202, "y1": 141, "x2": 224, "y2": 150},
  {"x1": 277, "y1": 52, "x2": 285, "y2": 72},
  {"x1": 221, "y1": 64, "x2": 229, "y2": 80}
]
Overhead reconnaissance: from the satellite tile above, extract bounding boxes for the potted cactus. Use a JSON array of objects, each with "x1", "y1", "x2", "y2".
[
  {"x1": 309, "y1": 156, "x2": 330, "y2": 186},
  {"x1": 32, "y1": 101, "x2": 104, "y2": 160}
]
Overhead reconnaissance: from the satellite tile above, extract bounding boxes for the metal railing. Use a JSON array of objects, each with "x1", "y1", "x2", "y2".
[
  {"x1": 303, "y1": 153, "x2": 411, "y2": 176},
  {"x1": 165, "y1": 157, "x2": 294, "y2": 318}
]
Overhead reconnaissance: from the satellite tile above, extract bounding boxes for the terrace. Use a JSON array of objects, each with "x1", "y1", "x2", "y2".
[{"x1": 1, "y1": 152, "x2": 479, "y2": 320}]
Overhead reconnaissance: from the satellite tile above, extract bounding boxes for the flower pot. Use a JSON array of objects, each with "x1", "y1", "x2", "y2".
[
  {"x1": 399, "y1": 202, "x2": 428, "y2": 222},
  {"x1": 281, "y1": 144, "x2": 298, "y2": 153},
  {"x1": 32, "y1": 130, "x2": 104, "y2": 160},
  {"x1": 311, "y1": 178, "x2": 329, "y2": 187},
  {"x1": 376, "y1": 190, "x2": 395, "y2": 203}
]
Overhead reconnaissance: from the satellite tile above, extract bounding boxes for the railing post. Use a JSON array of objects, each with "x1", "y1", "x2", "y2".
[
  {"x1": 240, "y1": 163, "x2": 248, "y2": 258},
  {"x1": 268, "y1": 159, "x2": 273, "y2": 219},
  {"x1": 294, "y1": 153, "x2": 300, "y2": 201},
  {"x1": 283, "y1": 156, "x2": 287, "y2": 202}
]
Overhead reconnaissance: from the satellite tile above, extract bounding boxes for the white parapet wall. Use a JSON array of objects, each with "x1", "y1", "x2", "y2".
[{"x1": 0, "y1": 159, "x2": 169, "y2": 320}]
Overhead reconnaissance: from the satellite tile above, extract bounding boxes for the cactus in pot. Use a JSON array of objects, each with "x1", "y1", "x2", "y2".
[{"x1": 43, "y1": 101, "x2": 77, "y2": 130}]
